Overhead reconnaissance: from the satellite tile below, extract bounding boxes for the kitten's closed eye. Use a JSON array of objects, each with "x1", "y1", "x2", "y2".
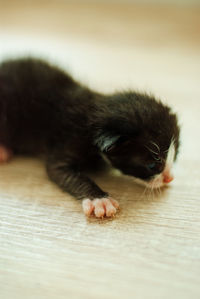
[
  {"x1": 146, "y1": 161, "x2": 164, "y2": 174},
  {"x1": 146, "y1": 162, "x2": 156, "y2": 170}
]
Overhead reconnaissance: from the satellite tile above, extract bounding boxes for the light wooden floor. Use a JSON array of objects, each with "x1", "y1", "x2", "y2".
[{"x1": 0, "y1": 1, "x2": 200, "y2": 299}]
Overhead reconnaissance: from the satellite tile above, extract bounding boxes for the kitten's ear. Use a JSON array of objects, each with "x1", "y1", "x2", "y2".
[{"x1": 95, "y1": 134, "x2": 121, "y2": 152}]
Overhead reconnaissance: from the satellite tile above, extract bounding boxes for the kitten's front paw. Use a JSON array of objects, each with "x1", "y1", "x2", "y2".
[{"x1": 82, "y1": 197, "x2": 119, "y2": 218}]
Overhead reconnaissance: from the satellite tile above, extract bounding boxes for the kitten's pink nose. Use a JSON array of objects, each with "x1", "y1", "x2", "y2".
[{"x1": 163, "y1": 173, "x2": 174, "y2": 184}]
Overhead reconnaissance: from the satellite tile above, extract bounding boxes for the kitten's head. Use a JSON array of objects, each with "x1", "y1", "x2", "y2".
[{"x1": 94, "y1": 92, "x2": 180, "y2": 189}]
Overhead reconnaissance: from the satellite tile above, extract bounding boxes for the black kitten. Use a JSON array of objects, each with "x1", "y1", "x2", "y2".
[{"x1": 0, "y1": 58, "x2": 180, "y2": 217}]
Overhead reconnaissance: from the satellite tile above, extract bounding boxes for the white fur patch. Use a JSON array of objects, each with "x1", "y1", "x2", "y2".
[
  {"x1": 166, "y1": 140, "x2": 175, "y2": 169},
  {"x1": 148, "y1": 140, "x2": 175, "y2": 188},
  {"x1": 144, "y1": 140, "x2": 175, "y2": 189}
]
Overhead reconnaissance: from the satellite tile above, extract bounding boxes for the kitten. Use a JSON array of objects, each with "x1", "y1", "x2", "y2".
[{"x1": 0, "y1": 58, "x2": 180, "y2": 217}]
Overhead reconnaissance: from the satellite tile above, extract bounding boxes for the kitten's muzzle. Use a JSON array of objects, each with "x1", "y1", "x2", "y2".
[
  {"x1": 163, "y1": 173, "x2": 174, "y2": 184},
  {"x1": 162, "y1": 170, "x2": 174, "y2": 184},
  {"x1": 146, "y1": 169, "x2": 174, "y2": 189}
]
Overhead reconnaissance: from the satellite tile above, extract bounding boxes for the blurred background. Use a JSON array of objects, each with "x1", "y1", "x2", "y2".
[{"x1": 0, "y1": 0, "x2": 199, "y2": 165}]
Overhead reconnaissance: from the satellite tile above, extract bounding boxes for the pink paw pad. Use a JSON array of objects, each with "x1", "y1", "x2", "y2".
[
  {"x1": 0, "y1": 145, "x2": 12, "y2": 163},
  {"x1": 82, "y1": 197, "x2": 119, "y2": 218}
]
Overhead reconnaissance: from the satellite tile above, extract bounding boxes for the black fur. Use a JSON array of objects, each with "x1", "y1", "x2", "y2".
[{"x1": 0, "y1": 58, "x2": 180, "y2": 199}]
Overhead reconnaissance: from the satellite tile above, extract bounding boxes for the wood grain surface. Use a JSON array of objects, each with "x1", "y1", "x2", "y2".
[{"x1": 0, "y1": 1, "x2": 200, "y2": 299}]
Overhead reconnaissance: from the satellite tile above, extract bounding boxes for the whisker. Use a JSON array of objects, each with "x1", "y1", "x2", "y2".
[
  {"x1": 153, "y1": 184, "x2": 156, "y2": 194},
  {"x1": 140, "y1": 185, "x2": 148, "y2": 199},
  {"x1": 144, "y1": 185, "x2": 149, "y2": 196},
  {"x1": 151, "y1": 189, "x2": 155, "y2": 201},
  {"x1": 150, "y1": 141, "x2": 160, "y2": 153},
  {"x1": 144, "y1": 185, "x2": 150, "y2": 201},
  {"x1": 164, "y1": 136, "x2": 175, "y2": 154},
  {"x1": 155, "y1": 187, "x2": 160, "y2": 197},
  {"x1": 153, "y1": 155, "x2": 162, "y2": 161},
  {"x1": 164, "y1": 149, "x2": 169, "y2": 154},
  {"x1": 158, "y1": 186, "x2": 162, "y2": 195},
  {"x1": 147, "y1": 182, "x2": 153, "y2": 201},
  {"x1": 145, "y1": 145, "x2": 159, "y2": 156},
  {"x1": 147, "y1": 188, "x2": 151, "y2": 201}
]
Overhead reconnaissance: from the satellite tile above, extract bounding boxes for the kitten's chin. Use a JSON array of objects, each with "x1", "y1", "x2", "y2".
[
  {"x1": 146, "y1": 174, "x2": 165, "y2": 189},
  {"x1": 110, "y1": 166, "x2": 173, "y2": 189},
  {"x1": 112, "y1": 170, "x2": 167, "y2": 189},
  {"x1": 133, "y1": 172, "x2": 173, "y2": 189},
  {"x1": 133, "y1": 174, "x2": 165, "y2": 189}
]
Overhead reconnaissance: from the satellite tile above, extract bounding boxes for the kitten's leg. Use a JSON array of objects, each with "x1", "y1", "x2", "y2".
[
  {"x1": 46, "y1": 155, "x2": 119, "y2": 218},
  {"x1": 0, "y1": 145, "x2": 12, "y2": 163}
]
